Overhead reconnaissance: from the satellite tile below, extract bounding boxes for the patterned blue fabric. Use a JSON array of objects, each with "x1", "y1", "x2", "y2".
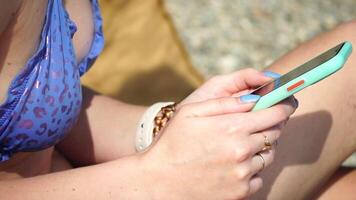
[{"x1": 0, "y1": 0, "x2": 104, "y2": 162}]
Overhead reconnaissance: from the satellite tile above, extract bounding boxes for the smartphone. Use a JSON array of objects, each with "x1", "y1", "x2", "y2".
[{"x1": 251, "y1": 41, "x2": 353, "y2": 111}]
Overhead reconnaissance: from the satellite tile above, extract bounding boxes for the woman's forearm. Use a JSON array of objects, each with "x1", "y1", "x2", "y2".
[
  {"x1": 57, "y1": 87, "x2": 147, "y2": 166},
  {"x1": 0, "y1": 156, "x2": 154, "y2": 200}
]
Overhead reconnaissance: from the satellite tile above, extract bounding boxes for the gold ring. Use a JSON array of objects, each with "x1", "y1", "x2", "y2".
[
  {"x1": 256, "y1": 153, "x2": 265, "y2": 172},
  {"x1": 262, "y1": 134, "x2": 273, "y2": 151}
]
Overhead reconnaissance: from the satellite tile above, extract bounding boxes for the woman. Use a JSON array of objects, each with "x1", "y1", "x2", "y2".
[
  {"x1": 0, "y1": 0, "x2": 296, "y2": 199},
  {"x1": 0, "y1": 1, "x2": 353, "y2": 200}
]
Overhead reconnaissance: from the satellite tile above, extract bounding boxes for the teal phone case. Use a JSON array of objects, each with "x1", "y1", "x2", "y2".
[{"x1": 252, "y1": 41, "x2": 353, "y2": 111}]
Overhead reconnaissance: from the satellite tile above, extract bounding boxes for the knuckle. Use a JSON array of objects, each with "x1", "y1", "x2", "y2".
[
  {"x1": 276, "y1": 122, "x2": 285, "y2": 129},
  {"x1": 274, "y1": 106, "x2": 289, "y2": 122},
  {"x1": 235, "y1": 144, "x2": 251, "y2": 162},
  {"x1": 240, "y1": 67, "x2": 257, "y2": 74},
  {"x1": 216, "y1": 98, "x2": 226, "y2": 107},
  {"x1": 269, "y1": 149, "x2": 276, "y2": 163},
  {"x1": 255, "y1": 178, "x2": 264, "y2": 192},
  {"x1": 235, "y1": 167, "x2": 251, "y2": 180},
  {"x1": 237, "y1": 117, "x2": 252, "y2": 132},
  {"x1": 263, "y1": 150, "x2": 275, "y2": 167},
  {"x1": 177, "y1": 104, "x2": 191, "y2": 115},
  {"x1": 217, "y1": 122, "x2": 228, "y2": 133},
  {"x1": 208, "y1": 75, "x2": 223, "y2": 83},
  {"x1": 221, "y1": 139, "x2": 239, "y2": 161},
  {"x1": 274, "y1": 129, "x2": 282, "y2": 139},
  {"x1": 267, "y1": 127, "x2": 281, "y2": 140},
  {"x1": 216, "y1": 97, "x2": 236, "y2": 113},
  {"x1": 226, "y1": 125, "x2": 242, "y2": 135},
  {"x1": 237, "y1": 183, "x2": 250, "y2": 198}
]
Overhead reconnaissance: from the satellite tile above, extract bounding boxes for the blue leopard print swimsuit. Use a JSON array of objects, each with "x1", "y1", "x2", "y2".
[{"x1": 0, "y1": 0, "x2": 104, "y2": 162}]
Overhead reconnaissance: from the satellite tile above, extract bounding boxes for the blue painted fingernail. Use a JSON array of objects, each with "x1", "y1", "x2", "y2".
[
  {"x1": 239, "y1": 94, "x2": 261, "y2": 103},
  {"x1": 263, "y1": 71, "x2": 281, "y2": 79}
]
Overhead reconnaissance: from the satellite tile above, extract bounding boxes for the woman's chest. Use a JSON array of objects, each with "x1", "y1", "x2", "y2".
[
  {"x1": 0, "y1": 0, "x2": 94, "y2": 103},
  {"x1": 0, "y1": 0, "x2": 96, "y2": 160}
]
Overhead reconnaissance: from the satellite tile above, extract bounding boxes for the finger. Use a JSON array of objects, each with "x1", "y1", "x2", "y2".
[
  {"x1": 206, "y1": 68, "x2": 272, "y2": 96},
  {"x1": 262, "y1": 71, "x2": 281, "y2": 79},
  {"x1": 231, "y1": 71, "x2": 281, "y2": 97},
  {"x1": 248, "y1": 175, "x2": 263, "y2": 197},
  {"x1": 227, "y1": 68, "x2": 275, "y2": 91},
  {"x1": 239, "y1": 97, "x2": 297, "y2": 133},
  {"x1": 248, "y1": 127, "x2": 280, "y2": 155},
  {"x1": 231, "y1": 89, "x2": 255, "y2": 98},
  {"x1": 180, "y1": 97, "x2": 259, "y2": 117},
  {"x1": 250, "y1": 149, "x2": 275, "y2": 175}
]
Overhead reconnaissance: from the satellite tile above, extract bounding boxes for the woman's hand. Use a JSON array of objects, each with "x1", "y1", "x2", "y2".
[
  {"x1": 141, "y1": 96, "x2": 297, "y2": 200},
  {"x1": 181, "y1": 68, "x2": 280, "y2": 105}
]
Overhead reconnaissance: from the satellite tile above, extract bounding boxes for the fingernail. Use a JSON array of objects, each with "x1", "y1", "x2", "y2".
[
  {"x1": 239, "y1": 94, "x2": 261, "y2": 103},
  {"x1": 263, "y1": 71, "x2": 281, "y2": 79}
]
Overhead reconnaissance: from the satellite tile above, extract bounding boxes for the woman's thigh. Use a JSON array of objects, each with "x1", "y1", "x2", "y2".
[
  {"x1": 251, "y1": 20, "x2": 356, "y2": 200},
  {"x1": 317, "y1": 167, "x2": 356, "y2": 200}
]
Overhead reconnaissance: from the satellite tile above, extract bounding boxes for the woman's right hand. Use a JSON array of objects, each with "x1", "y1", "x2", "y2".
[{"x1": 141, "y1": 96, "x2": 297, "y2": 200}]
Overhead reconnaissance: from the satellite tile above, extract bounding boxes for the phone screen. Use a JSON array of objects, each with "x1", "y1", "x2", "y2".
[{"x1": 251, "y1": 42, "x2": 345, "y2": 96}]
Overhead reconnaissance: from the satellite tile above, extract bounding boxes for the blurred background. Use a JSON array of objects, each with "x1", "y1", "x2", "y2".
[
  {"x1": 165, "y1": 0, "x2": 356, "y2": 77},
  {"x1": 84, "y1": 0, "x2": 356, "y2": 105}
]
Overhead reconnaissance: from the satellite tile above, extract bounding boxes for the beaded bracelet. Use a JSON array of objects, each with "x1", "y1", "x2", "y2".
[{"x1": 153, "y1": 103, "x2": 176, "y2": 137}]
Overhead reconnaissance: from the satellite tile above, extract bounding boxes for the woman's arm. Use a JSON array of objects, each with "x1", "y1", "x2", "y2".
[
  {"x1": 56, "y1": 87, "x2": 147, "y2": 166},
  {"x1": 0, "y1": 156, "x2": 156, "y2": 200},
  {"x1": 1, "y1": 96, "x2": 296, "y2": 200},
  {"x1": 57, "y1": 69, "x2": 274, "y2": 166}
]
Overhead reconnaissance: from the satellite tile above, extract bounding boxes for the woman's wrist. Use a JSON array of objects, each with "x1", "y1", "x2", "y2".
[
  {"x1": 135, "y1": 102, "x2": 176, "y2": 152},
  {"x1": 103, "y1": 154, "x2": 156, "y2": 199},
  {"x1": 136, "y1": 151, "x2": 176, "y2": 200},
  {"x1": 118, "y1": 152, "x2": 177, "y2": 200}
]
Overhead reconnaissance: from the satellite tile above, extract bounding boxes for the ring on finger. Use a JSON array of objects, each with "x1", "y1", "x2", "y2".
[
  {"x1": 256, "y1": 153, "x2": 265, "y2": 172},
  {"x1": 262, "y1": 134, "x2": 273, "y2": 151}
]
